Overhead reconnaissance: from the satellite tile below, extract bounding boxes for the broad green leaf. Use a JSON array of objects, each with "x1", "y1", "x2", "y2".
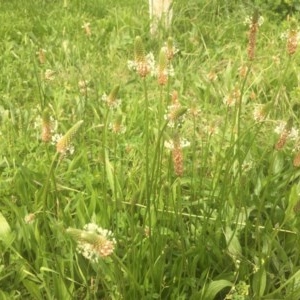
[
  {"x1": 204, "y1": 279, "x2": 233, "y2": 300},
  {"x1": 22, "y1": 279, "x2": 43, "y2": 300},
  {"x1": 224, "y1": 226, "x2": 242, "y2": 258},
  {"x1": 0, "y1": 290, "x2": 12, "y2": 300},
  {"x1": 0, "y1": 211, "x2": 14, "y2": 246},
  {"x1": 0, "y1": 211, "x2": 11, "y2": 238},
  {"x1": 252, "y1": 267, "x2": 266, "y2": 297}
]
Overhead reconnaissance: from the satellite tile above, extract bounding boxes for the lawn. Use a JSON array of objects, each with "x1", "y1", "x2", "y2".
[{"x1": 1, "y1": 0, "x2": 300, "y2": 299}]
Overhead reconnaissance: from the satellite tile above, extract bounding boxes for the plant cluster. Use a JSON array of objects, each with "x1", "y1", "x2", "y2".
[{"x1": 1, "y1": 0, "x2": 300, "y2": 299}]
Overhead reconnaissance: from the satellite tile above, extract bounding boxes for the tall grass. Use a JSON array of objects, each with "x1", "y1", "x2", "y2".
[{"x1": 1, "y1": 0, "x2": 300, "y2": 299}]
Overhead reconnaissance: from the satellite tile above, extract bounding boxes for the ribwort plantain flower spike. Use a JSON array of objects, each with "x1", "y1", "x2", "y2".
[
  {"x1": 102, "y1": 85, "x2": 121, "y2": 109},
  {"x1": 164, "y1": 91, "x2": 187, "y2": 128},
  {"x1": 165, "y1": 37, "x2": 178, "y2": 61},
  {"x1": 172, "y1": 134, "x2": 184, "y2": 177},
  {"x1": 134, "y1": 36, "x2": 149, "y2": 77},
  {"x1": 293, "y1": 152, "x2": 300, "y2": 167},
  {"x1": 66, "y1": 223, "x2": 116, "y2": 262},
  {"x1": 247, "y1": 9, "x2": 260, "y2": 61},
  {"x1": 37, "y1": 48, "x2": 46, "y2": 64},
  {"x1": 253, "y1": 102, "x2": 271, "y2": 122},
  {"x1": 287, "y1": 19, "x2": 299, "y2": 56},
  {"x1": 82, "y1": 22, "x2": 91, "y2": 37},
  {"x1": 275, "y1": 119, "x2": 294, "y2": 150},
  {"x1": 56, "y1": 120, "x2": 83, "y2": 157},
  {"x1": 109, "y1": 113, "x2": 126, "y2": 134},
  {"x1": 41, "y1": 109, "x2": 52, "y2": 143},
  {"x1": 107, "y1": 85, "x2": 120, "y2": 108},
  {"x1": 24, "y1": 213, "x2": 36, "y2": 224},
  {"x1": 128, "y1": 36, "x2": 155, "y2": 77},
  {"x1": 134, "y1": 36, "x2": 145, "y2": 63}
]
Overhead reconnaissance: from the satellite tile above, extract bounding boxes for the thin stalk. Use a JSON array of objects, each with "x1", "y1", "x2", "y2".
[
  {"x1": 234, "y1": 63, "x2": 252, "y2": 177},
  {"x1": 143, "y1": 78, "x2": 150, "y2": 212},
  {"x1": 151, "y1": 83, "x2": 167, "y2": 208},
  {"x1": 102, "y1": 110, "x2": 110, "y2": 204},
  {"x1": 113, "y1": 133, "x2": 120, "y2": 235},
  {"x1": 191, "y1": 115, "x2": 197, "y2": 201},
  {"x1": 41, "y1": 152, "x2": 59, "y2": 213},
  {"x1": 274, "y1": 57, "x2": 291, "y2": 109},
  {"x1": 158, "y1": 85, "x2": 164, "y2": 130},
  {"x1": 150, "y1": 121, "x2": 169, "y2": 207},
  {"x1": 32, "y1": 53, "x2": 45, "y2": 109},
  {"x1": 142, "y1": 76, "x2": 156, "y2": 290}
]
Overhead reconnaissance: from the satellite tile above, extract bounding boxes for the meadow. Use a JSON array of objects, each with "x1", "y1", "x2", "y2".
[{"x1": 1, "y1": 0, "x2": 300, "y2": 299}]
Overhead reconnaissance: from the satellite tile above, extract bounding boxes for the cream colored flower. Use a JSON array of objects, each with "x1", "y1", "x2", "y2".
[
  {"x1": 24, "y1": 213, "x2": 36, "y2": 224},
  {"x1": 44, "y1": 69, "x2": 55, "y2": 81},
  {"x1": 67, "y1": 223, "x2": 116, "y2": 262}
]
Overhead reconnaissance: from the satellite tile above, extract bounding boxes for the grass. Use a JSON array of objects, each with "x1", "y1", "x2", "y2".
[{"x1": 1, "y1": 0, "x2": 300, "y2": 299}]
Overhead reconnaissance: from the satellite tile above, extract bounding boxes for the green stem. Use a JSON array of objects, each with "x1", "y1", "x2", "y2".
[
  {"x1": 143, "y1": 78, "x2": 150, "y2": 211},
  {"x1": 191, "y1": 115, "x2": 197, "y2": 201},
  {"x1": 41, "y1": 152, "x2": 59, "y2": 213},
  {"x1": 143, "y1": 76, "x2": 157, "y2": 288},
  {"x1": 234, "y1": 63, "x2": 252, "y2": 177},
  {"x1": 113, "y1": 133, "x2": 119, "y2": 234},
  {"x1": 150, "y1": 121, "x2": 169, "y2": 208},
  {"x1": 274, "y1": 57, "x2": 291, "y2": 110},
  {"x1": 102, "y1": 110, "x2": 110, "y2": 203},
  {"x1": 151, "y1": 85, "x2": 166, "y2": 207}
]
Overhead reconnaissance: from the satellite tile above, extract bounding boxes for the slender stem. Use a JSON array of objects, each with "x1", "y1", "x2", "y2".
[
  {"x1": 102, "y1": 110, "x2": 110, "y2": 203},
  {"x1": 143, "y1": 76, "x2": 156, "y2": 287},
  {"x1": 233, "y1": 63, "x2": 251, "y2": 177},
  {"x1": 191, "y1": 115, "x2": 197, "y2": 201},
  {"x1": 143, "y1": 78, "x2": 150, "y2": 209},
  {"x1": 41, "y1": 152, "x2": 59, "y2": 213},
  {"x1": 158, "y1": 86, "x2": 163, "y2": 129},
  {"x1": 152, "y1": 85, "x2": 165, "y2": 206},
  {"x1": 113, "y1": 133, "x2": 119, "y2": 234},
  {"x1": 150, "y1": 121, "x2": 169, "y2": 207}
]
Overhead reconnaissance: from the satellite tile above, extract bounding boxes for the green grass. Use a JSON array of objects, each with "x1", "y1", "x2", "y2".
[{"x1": 1, "y1": 0, "x2": 300, "y2": 299}]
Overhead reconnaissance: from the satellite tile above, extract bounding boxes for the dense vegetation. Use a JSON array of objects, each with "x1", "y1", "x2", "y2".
[{"x1": 1, "y1": 0, "x2": 300, "y2": 299}]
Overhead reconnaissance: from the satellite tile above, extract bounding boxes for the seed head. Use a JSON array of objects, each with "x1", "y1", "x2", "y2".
[
  {"x1": 294, "y1": 152, "x2": 300, "y2": 167},
  {"x1": 134, "y1": 36, "x2": 150, "y2": 77},
  {"x1": 134, "y1": 36, "x2": 146, "y2": 62},
  {"x1": 37, "y1": 48, "x2": 46, "y2": 64},
  {"x1": 128, "y1": 38, "x2": 155, "y2": 77},
  {"x1": 109, "y1": 114, "x2": 126, "y2": 134},
  {"x1": 41, "y1": 109, "x2": 52, "y2": 143},
  {"x1": 67, "y1": 223, "x2": 116, "y2": 262},
  {"x1": 56, "y1": 120, "x2": 83, "y2": 156},
  {"x1": 24, "y1": 213, "x2": 36, "y2": 224},
  {"x1": 275, "y1": 119, "x2": 293, "y2": 150},
  {"x1": 247, "y1": 9, "x2": 260, "y2": 60},
  {"x1": 172, "y1": 135, "x2": 184, "y2": 177},
  {"x1": 82, "y1": 22, "x2": 91, "y2": 37},
  {"x1": 287, "y1": 19, "x2": 299, "y2": 56},
  {"x1": 107, "y1": 85, "x2": 120, "y2": 108},
  {"x1": 164, "y1": 91, "x2": 187, "y2": 127},
  {"x1": 165, "y1": 37, "x2": 178, "y2": 61},
  {"x1": 253, "y1": 103, "x2": 271, "y2": 122}
]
